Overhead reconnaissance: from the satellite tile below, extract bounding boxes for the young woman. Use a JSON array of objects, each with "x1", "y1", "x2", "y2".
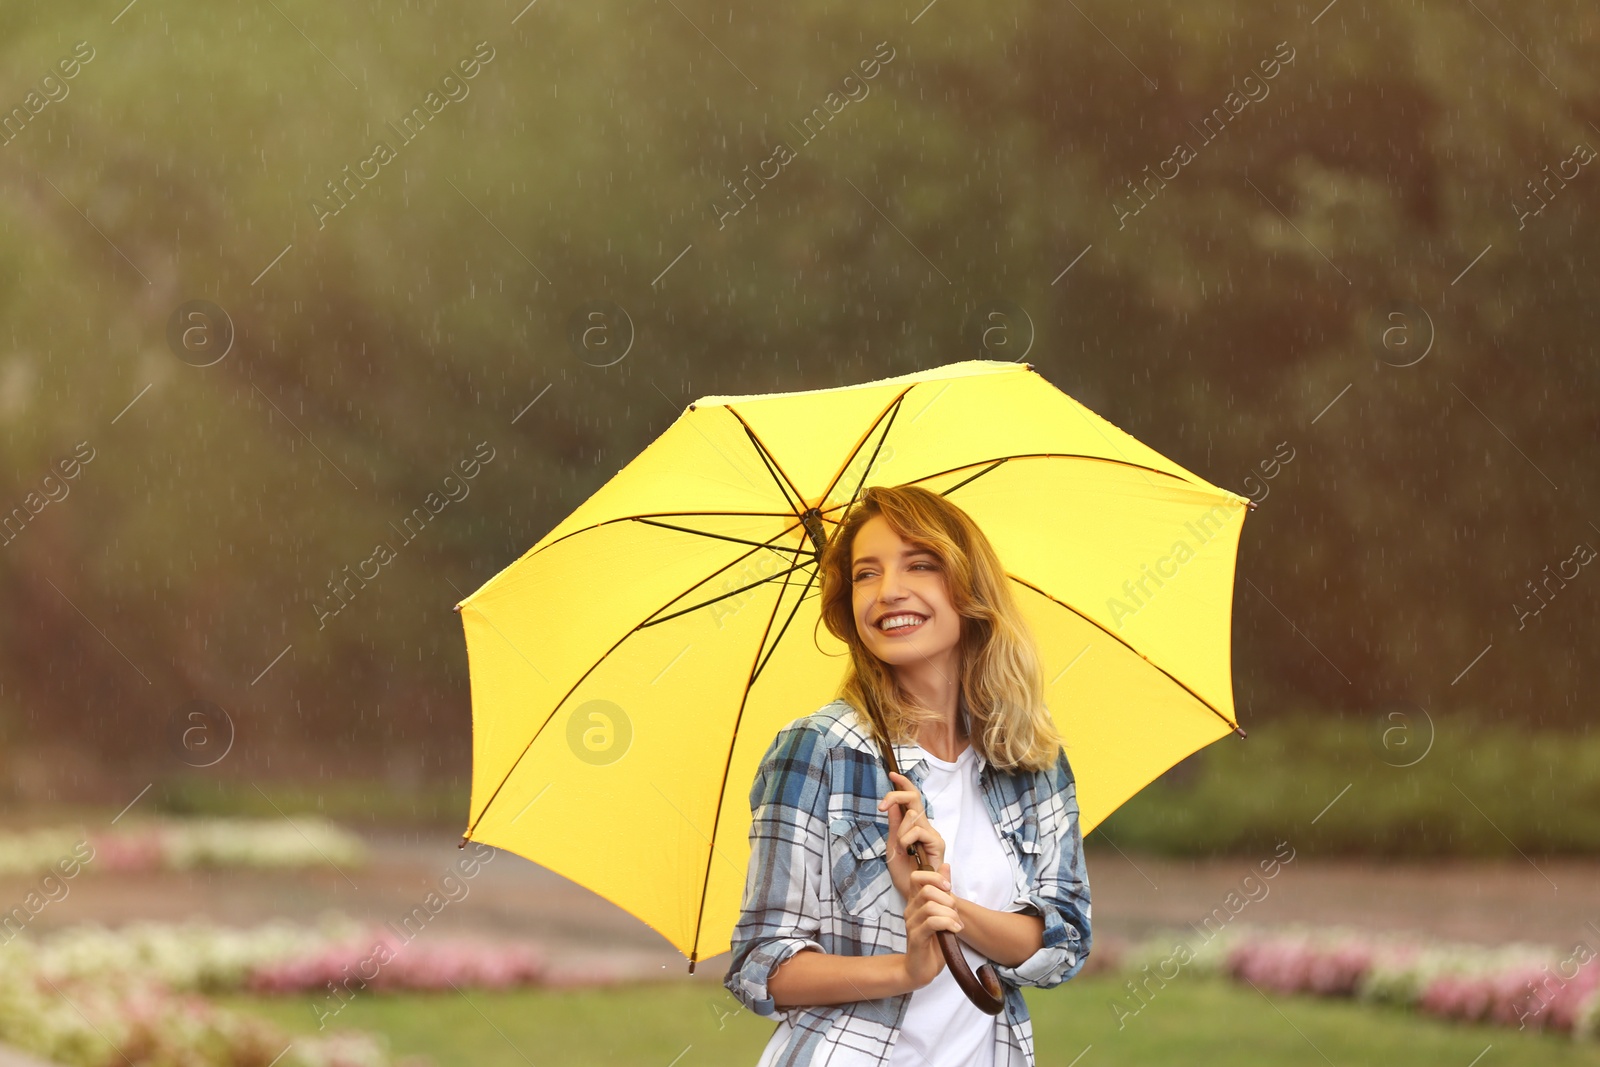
[{"x1": 725, "y1": 485, "x2": 1092, "y2": 1067}]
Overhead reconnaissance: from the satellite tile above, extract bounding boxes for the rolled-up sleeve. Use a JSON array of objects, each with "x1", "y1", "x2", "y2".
[
  {"x1": 993, "y1": 749, "x2": 1092, "y2": 990},
  {"x1": 723, "y1": 722, "x2": 830, "y2": 1017}
]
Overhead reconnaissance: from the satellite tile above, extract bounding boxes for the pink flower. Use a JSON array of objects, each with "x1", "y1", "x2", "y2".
[
  {"x1": 1226, "y1": 937, "x2": 1365, "y2": 996},
  {"x1": 246, "y1": 927, "x2": 548, "y2": 995},
  {"x1": 85, "y1": 829, "x2": 166, "y2": 872}
]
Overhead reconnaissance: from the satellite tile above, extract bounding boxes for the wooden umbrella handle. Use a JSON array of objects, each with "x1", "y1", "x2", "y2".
[{"x1": 902, "y1": 834, "x2": 1006, "y2": 1015}]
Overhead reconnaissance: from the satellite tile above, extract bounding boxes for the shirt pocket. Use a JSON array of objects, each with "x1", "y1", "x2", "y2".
[
  {"x1": 999, "y1": 822, "x2": 1042, "y2": 896},
  {"x1": 826, "y1": 810, "x2": 894, "y2": 918}
]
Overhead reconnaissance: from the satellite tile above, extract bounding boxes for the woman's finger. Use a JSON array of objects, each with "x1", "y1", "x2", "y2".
[
  {"x1": 877, "y1": 789, "x2": 922, "y2": 812},
  {"x1": 909, "y1": 913, "x2": 960, "y2": 937},
  {"x1": 908, "y1": 899, "x2": 962, "y2": 933},
  {"x1": 898, "y1": 810, "x2": 942, "y2": 844},
  {"x1": 899, "y1": 819, "x2": 940, "y2": 852},
  {"x1": 880, "y1": 772, "x2": 923, "y2": 810}
]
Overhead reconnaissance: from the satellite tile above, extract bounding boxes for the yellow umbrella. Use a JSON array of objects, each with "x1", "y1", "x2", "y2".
[{"x1": 455, "y1": 359, "x2": 1251, "y2": 971}]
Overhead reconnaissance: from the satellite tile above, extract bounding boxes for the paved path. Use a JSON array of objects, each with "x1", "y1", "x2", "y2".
[{"x1": 1085, "y1": 847, "x2": 1595, "y2": 949}]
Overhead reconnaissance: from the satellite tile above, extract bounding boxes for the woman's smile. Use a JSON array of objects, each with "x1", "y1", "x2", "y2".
[{"x1": 877, "y1": 612, "x2": 928, "y2": 635}]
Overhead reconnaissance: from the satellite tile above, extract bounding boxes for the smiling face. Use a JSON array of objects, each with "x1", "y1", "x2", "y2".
[{"x1": 850, "y1": 514, "x2": 963, "y2": 675}]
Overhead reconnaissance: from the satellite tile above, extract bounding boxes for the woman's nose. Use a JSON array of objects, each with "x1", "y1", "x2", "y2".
[{"x1": 879, "y1": 565, "x2": 908, "y2": 601}]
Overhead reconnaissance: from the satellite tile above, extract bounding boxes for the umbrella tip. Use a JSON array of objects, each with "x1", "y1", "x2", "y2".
[
  {"x1": 458, "y1": 836, "x2": 469, "y2": 849},
  {"x1": 1234, "y1": 724, "x2": 1248, "y2": 739},
  {"x1": 688, "y1": 954, "x2": 697, "y2": 975},
  {"x1": 1245, "y1": 498, "x2": 1259, "y2": 511}
]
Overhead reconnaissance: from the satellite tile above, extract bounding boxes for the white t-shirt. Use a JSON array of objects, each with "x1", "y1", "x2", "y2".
[
  {"x1": 887, "y1": 742, "x2": 1011, "y2": 1067},
  {"x1": 753, "y1": 743, "x2": 1014, "y2": 1067}
]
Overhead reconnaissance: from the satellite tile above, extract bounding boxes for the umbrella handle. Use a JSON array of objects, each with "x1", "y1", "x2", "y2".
[
  {"x1": 873, "y1": 726, "x2": 1005, "y2": 1015},
  {"x1": 903, "y1": 835, "x2": 1007, "y2": 1015}
]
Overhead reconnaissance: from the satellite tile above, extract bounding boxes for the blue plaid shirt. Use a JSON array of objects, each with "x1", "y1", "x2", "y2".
[{"x1": 724, "y1": 700, "x2": 1092, "y2": 1066}]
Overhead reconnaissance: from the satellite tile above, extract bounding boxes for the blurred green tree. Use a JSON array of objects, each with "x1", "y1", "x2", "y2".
[{"x1": 0, "y1": 0, "x2": 1594, "y2": 799}]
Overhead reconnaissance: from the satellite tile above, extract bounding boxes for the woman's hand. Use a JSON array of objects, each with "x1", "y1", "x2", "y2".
[
  {"x1": 880, "y1": 770, "x2": 945, "y2": 901},
  {"x1": 902, "y1": 863, "x2": 960, "y2": 990}
]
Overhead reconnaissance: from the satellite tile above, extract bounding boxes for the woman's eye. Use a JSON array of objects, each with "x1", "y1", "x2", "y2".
[{"x1": 853, "y1": 563, "x2": 935, "y2": 581}]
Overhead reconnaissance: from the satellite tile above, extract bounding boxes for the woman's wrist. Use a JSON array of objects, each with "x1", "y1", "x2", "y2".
[
  {"x1": 892, "y1": 952, "x2": 926, "y2": 994},
  {"x1": 951, "y1": 896, "x2": 1044, "y2": 968}
]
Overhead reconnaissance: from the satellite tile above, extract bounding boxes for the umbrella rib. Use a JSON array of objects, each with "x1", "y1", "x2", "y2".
[
  {"x1": 721, "y1": 405, "x2": 808, "y2": 517},
  {"x1": 937, "y1": 457, "x2": 1009, "y2": 497},
  {"x1": 749, "y1": 546, "x2": 824, "y2": 686},
  {"x1": 899, "y1": 452, "x2": 1210, "y2": 497},
  {"x1": 633, "y1": 517, "x2": 802, "y2": 552},
  {"x1": 644, "y1": 557, "x2": 817, "y2": 628},
  {"x1": 686, "y1": 537, "x2": 819, "y2": 967},
  {"x1": 492, "y1": 509, "x2": 801, "y2": 572},
  {"x1": 1008, "y1": 572, "x2": 1242, "y2": 733},
  {"x1": 816, "y1": 391, "x2": 908, "y2": 508}
]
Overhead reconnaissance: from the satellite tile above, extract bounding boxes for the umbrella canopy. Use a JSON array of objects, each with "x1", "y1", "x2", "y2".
[{"x1": 455, "y1": 359, "x2": 1250, "y2": 968}]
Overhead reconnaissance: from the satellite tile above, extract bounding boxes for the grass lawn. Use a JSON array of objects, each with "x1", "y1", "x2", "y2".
[{"x1": 219, "y1": 973, "x2": 1600, "y2": 1066}]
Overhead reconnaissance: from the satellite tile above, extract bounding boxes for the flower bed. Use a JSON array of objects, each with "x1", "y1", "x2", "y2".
[
  {"x1": 246, "y1": 928, "x2": 547, "y2": 995},
  {"x1": 23, "y1": 918, "x2": 368, "y2": 993},
  {"x1": 0, "y1": 818, "x2": 369, "y2": 877},
  {"x1": 0, "y1": 956, "x2": 401, "y2": 1067},
  {"x1": 0, "y1": 917, "x2": 675, "y2": 1066},
  {"x1": 1116, "y1": 924, "x2": 1600, "y2": 1040}
]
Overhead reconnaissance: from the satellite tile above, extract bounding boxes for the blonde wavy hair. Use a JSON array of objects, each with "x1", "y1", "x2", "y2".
[{"x1": 817, "y1": 484, "x2": 1064, "y2": 774}]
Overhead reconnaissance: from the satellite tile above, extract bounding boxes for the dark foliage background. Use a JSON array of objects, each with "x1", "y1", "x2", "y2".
[{"x1": 0, "y1": 1, "x2": 1594, "y2": 830}]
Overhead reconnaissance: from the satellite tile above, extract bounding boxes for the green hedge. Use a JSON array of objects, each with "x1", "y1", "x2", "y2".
[
  {"x1": 152, "y1": 777, "x2": 469, "y2": 829},
  {"x1": 1092, "y1": 712, "x2": 1600, "y2": 856}
]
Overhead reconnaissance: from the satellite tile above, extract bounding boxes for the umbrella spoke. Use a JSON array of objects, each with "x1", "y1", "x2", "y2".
[
  {"x1": 721, "y1": 406, "x2": 809, "y2": 518},
  {"x1": 818, "y1": 390, "x2": 907, "y2": 512},
  {"x1": 935, "y1": 456, "x2": 1010, "y2": 497},
  {"x1": 748, "y1": 552, "x2": 823, "y2": 687},
  {"x1": 633, "y1": 517, "x2": 803, "y2": 552},
  {"x1": 515, "y1": 508, "x2": 803, "y2": 561},
  {"x1": 643, "y1": 556, "x2": 818, "y2": 627},
  {"x1": 906, "y1": 452, "x2": 1191, "y2": 491}
]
